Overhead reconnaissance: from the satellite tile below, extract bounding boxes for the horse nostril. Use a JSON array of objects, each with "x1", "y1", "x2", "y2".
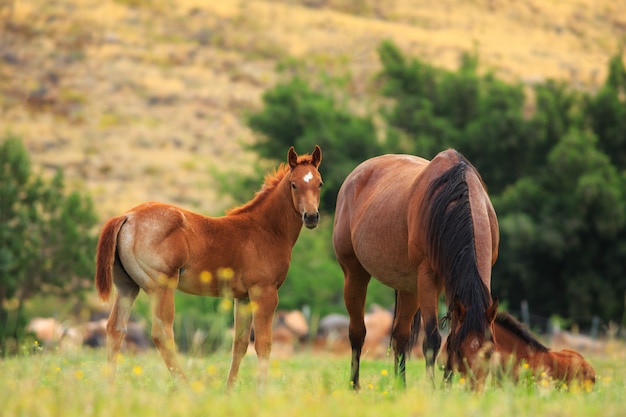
[{"x1": 303, "y1": 212, "x2": 319, "y2": 228}]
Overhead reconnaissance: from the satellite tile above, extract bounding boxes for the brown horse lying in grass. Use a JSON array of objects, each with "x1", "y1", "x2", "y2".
[
  {"x1": 439, "y1": 311, "x2": 596, "y2": 387},
  {"x1": 489, "y1": 312, "x2": 596, "y2": 386}
]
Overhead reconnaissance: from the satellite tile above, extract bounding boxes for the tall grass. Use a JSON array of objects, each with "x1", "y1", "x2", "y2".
[{"x1": 1, "y1": 347, "x2": 624, "y2": 417}]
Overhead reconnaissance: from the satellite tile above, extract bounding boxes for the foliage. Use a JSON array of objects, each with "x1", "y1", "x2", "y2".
[
  {"x1": 378, "y1": 40, "x2": 554, "y2": 195},
  {"x1": 584, "y1": 54, "x2": 626, "y2": 170},
  {"x1": 246, "y1": 74, "x2": 388, "y2": 212},
  {"x1": 493, "y1": 129, "x2": 626, "y2": 320},
  {"x1": 0, "y1": 134, "x2": 98, "y2": 352}
]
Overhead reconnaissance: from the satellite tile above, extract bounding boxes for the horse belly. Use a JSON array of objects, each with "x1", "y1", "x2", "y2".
[{"x1": 352, "y1": 229, "x2": 417, "y2": 293}]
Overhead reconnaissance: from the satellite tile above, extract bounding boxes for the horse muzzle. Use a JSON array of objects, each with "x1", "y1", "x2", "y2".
[{"x1": 303, "y1": 211, "x2": 320, "y2": 229}]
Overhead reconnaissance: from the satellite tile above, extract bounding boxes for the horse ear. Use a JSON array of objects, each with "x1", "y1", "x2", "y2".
[
  {"x1": 453, "y1": 297, "x2": 466, "y2": 322},
  {"x1": 288, "y1": 146, "x2": 298, "y2": 169},
  {"x1": 311, "y1": 145, "x2": 322, "y2": 168},
  {"x1": 486, "y1": 296, "x2": 499, "y2": 323}
]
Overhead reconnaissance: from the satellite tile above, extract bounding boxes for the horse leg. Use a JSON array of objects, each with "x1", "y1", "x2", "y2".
[
  {"x1": 342, "y1": 259, "x2": 371, "y2": 391},
  {"x1": 250, "y1": 286, "x2": 279, "y2": 391},
  {"x1": 105, "y1": 260, "x2": 140, "y2": 379},
  {"x1": 150, "y1": 286, "x2": 186, "y2": 381},
  {"x1": 391, "y1": 291, "x2": 419, "y2": 388},
  {"x1": 226, "y1": 298, "x2": 254, "y2": 390},
  {"x1": 418, "y1": 266, "x2": 442, "y2": 386},
  {"x1": 422, "y1": 314, "x2": 442, "y2": 386}
]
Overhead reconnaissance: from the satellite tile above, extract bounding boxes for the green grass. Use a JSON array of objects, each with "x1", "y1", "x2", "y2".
[{"x1": 1, "y1": 347, "x2": 624, "y2": 417}]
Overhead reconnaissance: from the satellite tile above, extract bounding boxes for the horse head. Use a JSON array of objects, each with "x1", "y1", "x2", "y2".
[
  {"x1": 287, "y1": 145, "x2": 323, "y2": 229},
  {"x1": 444, "y1": 296, "x2": 499, "y2": 387}
]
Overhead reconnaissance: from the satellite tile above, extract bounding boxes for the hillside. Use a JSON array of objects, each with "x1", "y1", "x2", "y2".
[{"x1": 1, "y1": 0, "x2": 624, "y2": 220}]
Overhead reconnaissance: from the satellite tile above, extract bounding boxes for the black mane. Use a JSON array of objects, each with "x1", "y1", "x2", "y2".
[{"x1": 495, "y1": 311, "x2": 549, "y2": 352}]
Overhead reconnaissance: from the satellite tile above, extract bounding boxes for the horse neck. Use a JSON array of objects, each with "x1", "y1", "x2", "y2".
[
  {"x1": 246, "y1": 172, "x2": 303, "y2": 245},
  {"x1": 495, "y1": 325, "x2": 533, "y2": 360}
]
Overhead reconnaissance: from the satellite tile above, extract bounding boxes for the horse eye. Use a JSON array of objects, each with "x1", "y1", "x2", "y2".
[
  {"x1": 319, "y1": 182, "x2": 324, "y2": 188},
  {"x1": 291, "y1": 183, "x2": 297, "y2": 190}
]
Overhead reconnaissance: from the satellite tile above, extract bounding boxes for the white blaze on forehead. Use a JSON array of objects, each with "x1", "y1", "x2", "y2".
[{"x1": 303, "y1": 171, "x2": 313, "y2": 183}]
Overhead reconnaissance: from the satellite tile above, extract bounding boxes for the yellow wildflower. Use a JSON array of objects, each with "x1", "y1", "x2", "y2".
[
  {"x1": 218, "y1": 267, "x2": 234, "y2": 280},
  {"x1": 200, "y1": 271, "x2": 212, "y2": 283},
  {"x1": 219, "y1": 298, "x2": 233, "y2": 312},
  {"x1": 190, "y1": 380, "x2": 204, "y2": 393}
]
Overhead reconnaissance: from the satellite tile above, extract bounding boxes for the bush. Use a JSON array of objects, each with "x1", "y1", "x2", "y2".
[{"x1": 0, "y1": 134, "x2": 98, "y2": 352}]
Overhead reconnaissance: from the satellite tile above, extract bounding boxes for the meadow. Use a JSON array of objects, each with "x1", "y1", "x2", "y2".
[
  {"x1": 2, "y1": 2, "x2": 625, "y2": 415},
  {"x1": 1, "y1": 346, "x2": 624, "y2": 417}
]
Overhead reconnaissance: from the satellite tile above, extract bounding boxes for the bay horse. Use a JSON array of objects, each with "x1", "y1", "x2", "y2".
[
  {"x1": 95, "y1": 145, "x2": 323, "y2": 389},
  {"x1": 487, "y1": 312, "x2": 596, "y2": 386},
  {"x1": 333, "y1": 149, "x2": 499, "y2": 389}
]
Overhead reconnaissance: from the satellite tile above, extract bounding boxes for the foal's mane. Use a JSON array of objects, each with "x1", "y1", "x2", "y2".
[
  {"x1": 495, "y1": 312, "x2": 549, "y2": 353},
  {"x1": 227, "y1": 153, "x2": 317, "y2": 216},
  {"x1": 423, "y1": 150, "x2": 492, "y2": 352}
]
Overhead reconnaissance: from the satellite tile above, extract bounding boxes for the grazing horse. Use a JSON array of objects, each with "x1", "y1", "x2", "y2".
[
  {"x1": 95, "y1": 145, "x2": 323, "y2": 389},
  {"x1": 488, "y1": 312, "x2": 596, "y2": 386},
  {"x1": 333, "y1": 149, "x2": 499, "y2": 389}
]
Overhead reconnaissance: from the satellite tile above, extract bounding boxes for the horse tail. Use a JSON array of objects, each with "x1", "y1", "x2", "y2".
[
  {"x1": 391, "y1": 290, "x2": 422, "y2": 355},
  {"x1": 422, "y1": 151, "x2": 485, "y2": 303},
  {"x1": 421, "y1": 150, "x2": 491, "y2": 348},
  {"x1": 95, "y1": 215, "x2": 127, "y2": 301}
]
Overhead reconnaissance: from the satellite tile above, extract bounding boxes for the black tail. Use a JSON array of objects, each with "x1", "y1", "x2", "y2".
[{"x1": 421, "y1": 152, "x2": 491, "y2": 352}]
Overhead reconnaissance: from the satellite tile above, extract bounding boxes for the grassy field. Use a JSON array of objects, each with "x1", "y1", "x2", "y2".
[{"x1": 1, "y1": 347, "x2": 624, "y2": 417}]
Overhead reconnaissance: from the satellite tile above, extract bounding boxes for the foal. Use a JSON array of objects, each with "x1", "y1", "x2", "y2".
[{"x1": 96, "y1": 146, "x2": 323, "y2": 389}]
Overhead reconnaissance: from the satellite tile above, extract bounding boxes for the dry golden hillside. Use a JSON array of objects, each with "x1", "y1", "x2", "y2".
[{"x1": 1, "y1": 0, "x2": 625, "y2": 221}]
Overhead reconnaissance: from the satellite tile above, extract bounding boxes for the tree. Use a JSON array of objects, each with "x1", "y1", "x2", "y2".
[
  {"x1": 378, "y1": 40, "x2": 534, "y2": 194},
  {"x1": 493, "y1": 129, "x2": 626, "y2": 321},
  {"x1": 0, "y1": 134, "x2": 98, "y2": 351},
  {"x1": 247, "y1": 76, "x2": 386, "y2": 212},
  {"x1": 585, "y1": 54, "x2": 626, "y2": 170}
]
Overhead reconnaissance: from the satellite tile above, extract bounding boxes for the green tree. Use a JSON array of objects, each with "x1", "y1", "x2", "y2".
[
  {"x1": 0, "y1": 135, "x2": 98, "y2": 352},
  {"x1": 378, "y1": 40, "x2": 534, "y2": 194},
  {"x1": 247, "y1": 76, "x2": 387, "y2": 212},
  {"x1": 585, "y1": 54, "x2": 626, "y2": 170},
  {"x1": 378, "y1": 40, "x2": 459, "y2": 158},
  {"x1": 493, "y1": 129, "x2": 626, "y2": 321}
]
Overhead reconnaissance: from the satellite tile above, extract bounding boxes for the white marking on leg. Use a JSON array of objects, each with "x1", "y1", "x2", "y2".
[{"x1": 303, "y1": 171, "x2": 313, "y2": 183}]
